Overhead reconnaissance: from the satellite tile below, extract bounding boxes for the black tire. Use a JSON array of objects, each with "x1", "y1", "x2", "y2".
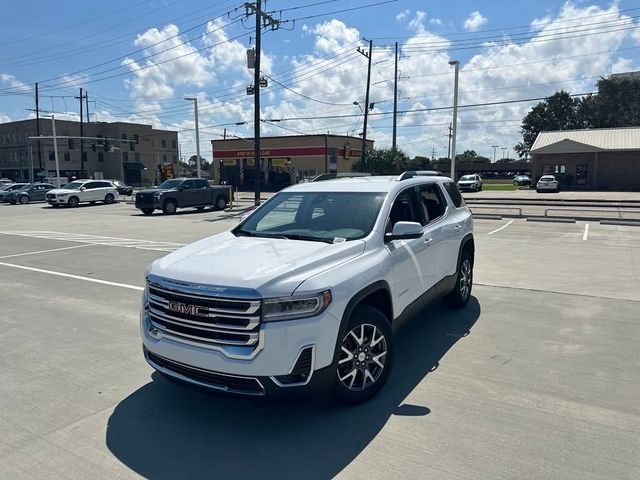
[
  {"x1": 331, "y1": 305, "x2": 394, "y2": 405},
  {"x1": 141, "y1": 208, "x2": 154, "y2": 215},
  {"x1": 68, "y1": 196, "x2": 80, "y2": 208},
  {"x1": 162, "y1": 199, "x2": 177, "y2": 215},
  {"x1": 215, "y1": 195, "x2": 227, "y2": 210},
  {"x1": 536, "y1": 189, "x2": 541, "y2": 193},
  {"x1": 19, "y1": 195, "x2": 29, "y2": 204},
  {"x1": 104, "y1": 193, "x2": 115, "y2": 204},
  {"x1": 444, "y1": 249, "x2": 473, "y2": 308}
]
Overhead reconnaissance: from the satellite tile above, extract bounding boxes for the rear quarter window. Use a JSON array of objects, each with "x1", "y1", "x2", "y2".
[{"x1": 443, "y1": 182, "x2": 465, "y2": 208}]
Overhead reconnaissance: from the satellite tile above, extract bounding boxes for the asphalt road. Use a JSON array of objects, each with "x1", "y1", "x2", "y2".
[{"x1": 0, "y1": 201, "x2": 638, "y2": 479}]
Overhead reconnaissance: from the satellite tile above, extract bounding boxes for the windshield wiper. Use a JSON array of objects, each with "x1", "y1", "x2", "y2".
[
  {"x1": 234, "y1": 229, "x2": 289, "y2": 240},
  {"x1": 280, "y1": 233, "x2": 333, "y2": 243}
]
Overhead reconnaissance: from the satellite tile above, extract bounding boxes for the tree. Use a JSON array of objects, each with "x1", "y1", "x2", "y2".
[
  {"x1": 352, "y1": 148, "x2": 409, "y2": 175},
  {"x1": 455, "y1": 150, "x2": 491, "y2": 164},
  {"x1": 495, "y1": 157, "x2": 517, "y2": 164},
  {"x1": 589, "y1": 77, "x2": 640, "y2": 128},
  {"x1": 407, "y1": 155, "x2": 432, "y2": 170},
  {"x1": 188, "y1": 155, "x2": 211, "y2": 171},
  {"x1": 514, "y1": 91, "x2": 585, "y2": 157}
]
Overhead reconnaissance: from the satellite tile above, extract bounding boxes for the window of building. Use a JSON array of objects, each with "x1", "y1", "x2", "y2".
[
  {"x1": 122, "y1": 152, "x2": 128, "y2": 162},
  {"x1": 163, "y1": 155, "x2": 167, "y2": 162},
  {"x1": 171, "y1": 140, "x2": 177, "y2": 149},
  {"x1": 162, "y1": 139, "x2": 167, "y2": 148},
  {"x1": 554, "y1": 164, "x2": 566, "y2": 174},
  {"x1": 68, "y1": 137, "x2": 75, "y2": 150},
  {"x1": 133, "y1": 134, "x2": 139, "y2": 144},
  {"x1": 64, "y1": 152, "x2": 71, "y2": 162},
  {"x1": 49, "y1": 150, "x2": 55, "y2": 161},
  {"x1": 98, "y1": 152, "x2": 104, "y2": 162}
]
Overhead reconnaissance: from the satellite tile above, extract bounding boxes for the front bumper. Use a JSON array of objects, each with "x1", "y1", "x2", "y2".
[
  {"x1": 457, "y1": 183, "x2": 479, "y2": 191},
  {"x1": 135, "y1": 197, "x2": 161, "y2": 209},
  {"x1": 140, "y1": 301, "x2": 342, "y2": 395},
  {"x1": 46, "y1": 197, "x2": 68, "y2": 204}
]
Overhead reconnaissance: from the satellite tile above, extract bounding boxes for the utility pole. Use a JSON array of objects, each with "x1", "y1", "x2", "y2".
[
  {"x1": 356, "y1": 39, "x2": 373, "y2": 171},
  {"x1": 28, "y1": 144, "x2": 34, "y2": 183},
  {"x1": 50, "y1": 115, "x2": 61, "y2": 187},
  {"x1": 223, "y1": 128, "x2": 227, "y2": 140},
  {"x1": 431, "y1": 147, "x2": 436, "y2": 161},
  {"x1": 245, "y1": 1, "x2": 280, "y2": 206},
  {"x1": 35, "y1": 83, "x2": 42, "y2": 171},
  {"x1": 502, "y1": 147, "x2": 508, "y2": 159},
  {"x1": 447, "y1": 123, "x2": 452, "y2": 160},
  {"x1": 184, "y1": 97, "x2": 201, "y2": 178},
  {"x1": 75, "y1": 88, "x2": 87, "y2": 178},
  {"x1": 392, "y1": 41, "x2": 398, "y2": 151},
  {"x1": 492, "y1": 145, "x2": 499, "y2": 162},
  {"x1": 448, "y1": 60, "x2": 460, "y2": 181},
  {"x1": 85, "y1": 93, "x2": 90, "y2": 123}
]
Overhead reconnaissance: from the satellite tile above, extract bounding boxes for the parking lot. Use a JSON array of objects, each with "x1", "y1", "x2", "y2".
[{"x1": 0, "y1": 201, "x2": 638, "y2": 479}]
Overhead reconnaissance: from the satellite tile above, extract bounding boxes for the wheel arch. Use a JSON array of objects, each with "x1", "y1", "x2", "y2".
[{"x1": 458, "y1": 233, "x2": 475, "y2": 268}]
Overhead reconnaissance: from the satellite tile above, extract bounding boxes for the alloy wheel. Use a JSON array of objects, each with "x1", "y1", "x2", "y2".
[
  {"x1": 337, "y1": 323, "x2": 387, "y2": 392},
  {"x1": 459, "y1": 258, "x2": 472, "y2": 300}
]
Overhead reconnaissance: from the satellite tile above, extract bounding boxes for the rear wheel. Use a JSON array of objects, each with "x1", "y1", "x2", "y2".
[
  {"x1": 444, "y1": 249, "x2": 473, "y2": 308},
  {"x1": 331, "y1": 305, "x2": 394, "y2": 405},
  {"x1": 162, "y1": 199, "x2": 177, "y2": 215},
  {"x1": 68, "y1": 196, "x2": 80, "y2": 207},
  {"x1": 141, "y1": 208, "x2": 154, "y2": 215},
  {"x1": 19, "y1": 195, "x2": 29, "y2": 204},
  {"x1": 104, "y1": 193, "x2": 115, "y2": 204},
  {"x1": 215, "y1": 195, "x2": 227, "y2": 210}
]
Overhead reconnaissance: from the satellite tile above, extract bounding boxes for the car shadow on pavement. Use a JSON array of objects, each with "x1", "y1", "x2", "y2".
[{"x1": 106, "y1": 297, "x2": 480, "y2": 479}]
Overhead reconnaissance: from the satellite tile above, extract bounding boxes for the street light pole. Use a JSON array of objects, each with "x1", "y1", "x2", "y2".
[
  {"x1": 502, "y1": 147, "x2": 508, "y2": 159},
  {"x1": 184, "y1": 97, "x2": 201, "y2": 178},
  {"x1": 448, "y1": 60, "x2": 460, "y2": 181},
  {"x1": 50, "y1": 115, "x2": 61, "y2": 188},
  {"x1": 492, "y1": 145, "x2": 499, "y2": 162}
]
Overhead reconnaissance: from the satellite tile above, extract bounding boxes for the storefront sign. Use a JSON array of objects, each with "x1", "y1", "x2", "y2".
[
  {"x1": 222, "y1": 159, "x2": 237, "y2": 166},
  {"x1": 271, "y1": 158, "x2": 288, "y2": 167}
]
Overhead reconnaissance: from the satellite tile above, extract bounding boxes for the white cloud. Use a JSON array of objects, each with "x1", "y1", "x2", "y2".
[
  {"x1": 408, "y1": 11, "x2": 427, "y2": 32},
  {"x1": 0, "y1": 113, "x2": 12, "y2": 123},
  {"x1": 312, "y1": 19, "x2": 360, "y2": 54},
  {"x1": 463, "y1": 11, "x2": 487, "y2": 32},
  {"x1": 430, "y1": 18, "x2": 443, "y2": 26},
  {"x1": 631, "y1": 23, "x2": 640, "y2": 43},
  {"x1": 396, "y1": 9, "x2": 410, "y2": 22},
  {"x1": 0, "y1": 73, "x2": 30, "y2": 93}
]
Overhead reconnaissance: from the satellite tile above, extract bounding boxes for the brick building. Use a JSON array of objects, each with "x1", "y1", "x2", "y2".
[
  {"x1": 0, "y1": 119, "x2": 178, "y2": 185},
  {"x1": 530, "y1": 128, "x2": 640, "y2": 190},
  {"x1": 211, "y1": 134, "x2": 374, "y2": 190}
]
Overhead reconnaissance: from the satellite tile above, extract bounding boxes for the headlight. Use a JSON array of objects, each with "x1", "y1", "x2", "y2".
[
  {"x1": 262, "y1": 290, "x2": 332, "y2": 322},
  {"x1": 153, "y1": 192, "x2": 161, "y2": 198}
]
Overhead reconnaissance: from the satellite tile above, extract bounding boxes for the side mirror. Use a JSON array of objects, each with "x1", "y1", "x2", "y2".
[
  {"x1": 386, "y1": 221, "x2": 423, "y2": 242},
  {"x1": 79, "y1": 186, "x2": 86, "y2": 191},
  {"x1": 177, "y1": 185, "x2": 185, "y2": 191}
]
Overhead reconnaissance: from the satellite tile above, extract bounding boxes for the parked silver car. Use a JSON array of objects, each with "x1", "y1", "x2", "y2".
[{"x1": 536, "y1": 175, "x2": 559, "y2": 193}]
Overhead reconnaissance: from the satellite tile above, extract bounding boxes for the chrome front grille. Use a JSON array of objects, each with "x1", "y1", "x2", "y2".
[{"x1": 146, "y1": 278, "x2": 262, "y2": 352}]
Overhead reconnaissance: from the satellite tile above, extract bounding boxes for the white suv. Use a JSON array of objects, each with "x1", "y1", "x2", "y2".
[
  {"x1": 141, "y1": 172, "x2": 474, "y2": 403},
  {"x1": 46, "y1": 179, "x2": 119, "y2": 207},
  {"x1": 457, "y1": 174, "x2": 482, "y2": 192}
]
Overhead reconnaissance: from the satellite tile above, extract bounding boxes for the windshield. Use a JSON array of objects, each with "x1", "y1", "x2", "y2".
[
  {"x1": 158, "y1": 179, "x2": 182, "y2": 189},
  {"x1": 460, "y1": 175, "x2": 475, "y2": 181},
  {"x1": 62, "y1": 182, "x2": 84, "y2": 190},
  {"x1": 541, "y1": 176, "x2": 555, "y2": 181},
  {"x1": 236, "y1": 191, "x2": 387, "y2": 242}
]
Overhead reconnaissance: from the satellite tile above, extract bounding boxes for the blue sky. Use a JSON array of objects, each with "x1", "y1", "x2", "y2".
[{"x1": 1, "y1": 0, "x2": 640, "y2": 160}]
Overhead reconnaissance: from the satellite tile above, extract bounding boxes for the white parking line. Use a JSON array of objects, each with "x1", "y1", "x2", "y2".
[
  {"x1": 0, "y1": 231, "x2": 185, "y2": 252},
  {"x1": 487, "y1": 220, "x2": 514, "y2": 235},
  {"x1": 583, "y1": 223, "x2": 590, "y2": 241},
  {"x1": 0, "y1": 244, "x2": 92, "y2": 260},
  {"x1": 0, "y1": 261, "x2": 144, "y2": 291}
]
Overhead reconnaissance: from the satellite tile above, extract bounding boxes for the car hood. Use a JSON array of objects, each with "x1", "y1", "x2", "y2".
[
  {"x1": 47, "y1": 188, "x2": 78, "y2": 195},
  {"x1": 150, "y1": 231, "x2": 366, "y2": 297}
]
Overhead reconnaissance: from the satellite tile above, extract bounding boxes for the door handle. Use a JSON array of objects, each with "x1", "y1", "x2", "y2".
[
  {"x1": 454, "y1": 225, "x2": 462, "y2": 230},
  {"x1": 423, "y1": 238, "x2": 433, "y2": 245}
]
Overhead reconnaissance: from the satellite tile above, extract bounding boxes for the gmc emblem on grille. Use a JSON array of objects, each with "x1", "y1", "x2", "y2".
[{"x1": 167, "y1": 301, "x2": 208, "y2": 317}]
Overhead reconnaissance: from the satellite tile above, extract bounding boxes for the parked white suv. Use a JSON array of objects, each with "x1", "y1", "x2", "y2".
[
  {"x1": 141, "y1": 172, "x2": 475, "y2": 403},
  {"x1": 46, "y1": 179, "x2": 119, "y2": 207},
  {"x1": 457, "y1": 174, "x2": 482, "y2": 192}
]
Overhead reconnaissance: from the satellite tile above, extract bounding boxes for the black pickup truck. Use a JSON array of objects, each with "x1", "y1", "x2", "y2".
[{"x1": 135, "y1": 178, "x2": 233, "y2": 215}]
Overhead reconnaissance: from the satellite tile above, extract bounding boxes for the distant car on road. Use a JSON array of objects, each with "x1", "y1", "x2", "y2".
[
  {"x1": 135, "y1": 178, "x2": 232, "y2": 215},
  {"x1": 0, "y1": 183, "x2": 29, "y2": 202},
  {"x1": 457, "y1": 174, "x2": 483, "y2": 192},
  {"x1": 46, "y1": 179, "x2": 119, "y2": 207},
  {"x1": 7, "y1": 183, "x2": 56, "y2": 204},
  {"x1": 513, "y1": 175, "x2": 531, "y2": 186},
  {"x1": 107, "y1": 179, "x2": 134, "y2": 196},
  {"x1": 536, "y1": 175, "x2": 560, "y2": 193}
]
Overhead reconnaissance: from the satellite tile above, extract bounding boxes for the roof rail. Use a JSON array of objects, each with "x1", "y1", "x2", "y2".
[
  {"x1": 311, "y1": 172, "x2": 371, "y2": 182},
  {"x1": 397, "y1": 170, "x2": 442, "y2": 181}
]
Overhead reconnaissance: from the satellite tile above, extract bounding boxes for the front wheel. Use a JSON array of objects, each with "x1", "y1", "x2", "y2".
[
  {"x1": 68, "y1": 196, "x2": 80, "y2": 207},
  {"x1": 444, "y1": 250, "x2": 473, "y2": 308},
  {"x1": 331, "y1": 305, "x2": 394, "y2": 405},
  {"x1": 141, "y1": 208, "x2": 154, "y2": 215},
  {"x1": 19, "y1": 195, "x2": 29, "y2": 204},
  {"x1": 104, "y1": 193, "x2": 115, "y2": 204}
]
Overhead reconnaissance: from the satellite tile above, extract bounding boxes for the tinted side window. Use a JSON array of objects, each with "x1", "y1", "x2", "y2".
[
  {"x1": 195, "y1": 179, "x2": 209, "y2": 188},
  {"x1": 443, "y1": 181, "x2": 465, "y2": 208},
  {"x1": 183, "y1": 180, "x2": 200, "y2": 189},
  {"x1": 419, "y1": 183, "x2": 447, "y2": 225},
  {"x1": 84, "y1": 182, "x2": 98, "y2": 189},
  {"x1": 387, "y1": 188, "x2": 422, "y2": 232}
]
